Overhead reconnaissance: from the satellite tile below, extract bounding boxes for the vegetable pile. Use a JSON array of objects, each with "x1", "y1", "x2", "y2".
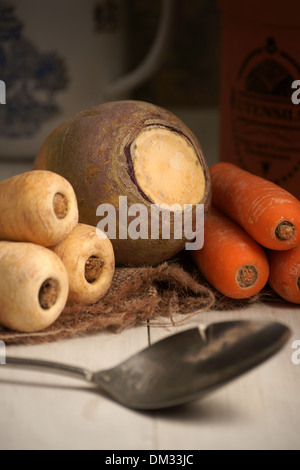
[
  {"x1": 192, "y1": 162, "x2": 300, "y2": 303},
  {"x1": 0, "y1": 171, "x2": 115, "y2": 333},
  {"x1": 1, "y1": 100, "x2": 300, "y2": 337}
]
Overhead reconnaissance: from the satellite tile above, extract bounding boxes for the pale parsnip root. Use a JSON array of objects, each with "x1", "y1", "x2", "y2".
[
  {"x1": 0, "y1": 242, "x2": 69, "y2": 332},
  {"x1": 0, "y1": 170, "x2": 79, "y2": 246},
  {"x1": 52, "y1": 224, "x2": 115, "y2": 305}
]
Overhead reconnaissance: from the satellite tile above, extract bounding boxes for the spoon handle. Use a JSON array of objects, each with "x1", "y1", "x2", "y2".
[{"x1": 4, "y1": 356, "x2": 93, "y2": 383}]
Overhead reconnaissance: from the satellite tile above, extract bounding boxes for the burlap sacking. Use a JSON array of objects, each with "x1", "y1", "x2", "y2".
[{"x1": 0, "y1": 258, "x2": 281, "y2": 346}]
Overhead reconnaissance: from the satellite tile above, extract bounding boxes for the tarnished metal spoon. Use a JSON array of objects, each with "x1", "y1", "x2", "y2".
[{"x1": 2, "y1": 320, "x2": 290, "y2": 410}]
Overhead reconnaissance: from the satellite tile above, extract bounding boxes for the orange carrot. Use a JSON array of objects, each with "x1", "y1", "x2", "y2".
[
  {"x1": 191, "y1": 207, "x2": 269, "y2": 299},
  {"x1": 268, "y1": 246, "x2": 300, "y2": 304},
  {"x1": 210, "y1": 162, "x2": 300, "y2": 250}
]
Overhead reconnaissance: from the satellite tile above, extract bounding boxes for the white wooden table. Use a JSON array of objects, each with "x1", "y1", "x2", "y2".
[
  {"x1": 0, "y1": 109, "x2": 300, "y2": 450},
  {"x1": 0, "y1": 303, "x2": 299, "y2": 450}
]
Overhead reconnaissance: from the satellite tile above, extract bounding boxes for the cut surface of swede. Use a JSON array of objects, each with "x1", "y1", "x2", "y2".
[{"x1": 131, "y1": 127, "x2": 205, "y2": 208}]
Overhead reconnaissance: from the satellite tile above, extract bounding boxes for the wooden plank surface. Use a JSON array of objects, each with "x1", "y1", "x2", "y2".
[
  {"x1": 0, "y1": 326, "x2": 152, "y2": 450},
  {"x1": 149, "y1": 302, "x2": 300, "y2": 450},
  {"x1": 0, "y1": 302, "x2": 299, "y2": 450}
]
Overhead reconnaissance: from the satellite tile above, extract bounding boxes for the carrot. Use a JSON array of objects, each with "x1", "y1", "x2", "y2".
[
  {"x1": 191, "y1": 207, "x2": 269, "y2": 299},
  {"x1": 51, "y1": 224, "x2": 115, "y2": 305},
  {"x1": 0, "y1": 242, "x2": 69, "y2": 332},
  {"x1": 268, "y1": 246, "x2": 300, "y2": 304},
  {"x1": 0, "y1": 170, "x2": 79, "y2": 246},
  {"x1": 210, "y1": 162, "x2": 300, "y2": 250}
]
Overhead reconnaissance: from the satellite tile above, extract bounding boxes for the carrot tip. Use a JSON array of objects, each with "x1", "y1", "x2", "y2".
[
  {"x1": 53, "y1": 193, "x2": 68, "y2": 220},
  {"x1": 275, "y1": 221, "x2": 295, "y2": 241},
  {"x1": 236, "y1": 265, "x2": 258, "y2": 288},
  {"x1": 85, "y1": 256, "x2": 104, "y2": 284},
  {"x1": 39, "y1": 278, "x2": 60, "y2": 309}
]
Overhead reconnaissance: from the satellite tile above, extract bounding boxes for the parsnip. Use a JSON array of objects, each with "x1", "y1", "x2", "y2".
[
  {"x1": 52, "y1": 224, "x2": 115, "y2": 305},
  {"x1": 0, "y1": 242, "x2": 69, "y2": 332},
  {"x1": 0, "y1": 170, "x2": 79, "y2": 246}
]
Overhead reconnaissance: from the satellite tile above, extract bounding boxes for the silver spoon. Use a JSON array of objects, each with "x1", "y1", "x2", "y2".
[{"x1": 2, "y1": 320, "x2": 290, "y2": 410}]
